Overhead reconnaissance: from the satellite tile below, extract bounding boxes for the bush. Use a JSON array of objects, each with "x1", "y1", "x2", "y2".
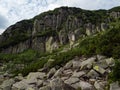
[{"x1": 109, "y1": 60, "x2": 120, "y2": 82}]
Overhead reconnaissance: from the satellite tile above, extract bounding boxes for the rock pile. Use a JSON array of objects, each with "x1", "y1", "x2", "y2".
[{"x1": 0, "y1": 55, "x2": 120, "y2": 90}]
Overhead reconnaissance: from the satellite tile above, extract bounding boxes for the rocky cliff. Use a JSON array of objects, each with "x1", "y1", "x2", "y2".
[
  {"x1": 1, "y1": 6, "x2": 120, "y2": 53},
  {"x1": 0, "y1": 6, "x2": 120, "y2": 90}
]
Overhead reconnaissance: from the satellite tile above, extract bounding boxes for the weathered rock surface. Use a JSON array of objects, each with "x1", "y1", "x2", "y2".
[
  {"x1": 0, "y1": 55, "x2": 118, "y2": 90},
  {"x1": 0, "y1": 6, "x2": 115, "y2": 53}
]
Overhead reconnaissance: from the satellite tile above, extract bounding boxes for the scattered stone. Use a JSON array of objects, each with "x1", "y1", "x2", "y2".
[
  {"x1": 79, "y1": 81, "x2": 95, "y2": 90},
  {"x1": 12, "y1": 79, "x2": 30, "y2": 90},
  {"x1": 80, "y1": 57, "x2": 96, "y2": 70},
  {"x1": 39, "y1": 85, "x2": 51, "y2": 90},
  {"x1": 50, "y1": 78, "x2": 75, "y2": 90},
  {"x1": 27, "y1": 72, "x2": 46, "y2": 80},
  {"x1": 72, "y1": 71, "x2": 85, "y2": 78},
  {"x1": 97, "y1": 55, "x2": 106, "y2": 60},
  {"x1": 65, "y1": 77, "x2": 79, "y2": 85},
  {"x1": 93, "y1": 65, "x2": 106, "y2": 75},
  {"x1": 47, "y1": 68, "x2": 56, "y2": 79},
  {"x1": 72, "y1": 60, "x2": 81, "y2": 69},
  {"x1": 52, "y1": 68, "x2": 63, "y2": 78},
  {"x1": 105, "y1": 58, "x2": 114, "y2": 66},
  {"x1": 94, "y1": 81, "x2": 105, "y2": 90},
  {"x1": 63, "y1": 69, "x2": 73, "y2": 76},
  {"x1": 87, "y1": 69, "x2": 100, "y2": 79},
  {"x1": 110, "y1": 81, "x2": 120, "y2": 90},
  {"x1": 64, "y1": 61, "x2": 73, "y2": 69},
  {"x1": 37, "y1": 80, "x2": 43, "y2": 87},
  {"x1": 0, "y1": 79, "x2": 15, "y2": 90}
]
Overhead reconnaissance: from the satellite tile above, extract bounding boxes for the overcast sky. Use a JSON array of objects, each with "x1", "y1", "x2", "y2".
[{"x1": 0, "y1": 0, "x2": 120, "y2": 34}]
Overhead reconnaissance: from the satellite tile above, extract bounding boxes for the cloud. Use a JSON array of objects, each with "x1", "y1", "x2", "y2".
[
  {"x1": 0, "y1": 0, "x2": 120, "y2": 34},
  {"x1": 0, "y1": 14, "x2": 8, "y2": 29}
]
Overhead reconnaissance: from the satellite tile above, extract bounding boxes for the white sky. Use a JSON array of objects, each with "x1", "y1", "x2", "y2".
[{"x1": 0, "y1": 0, "x2": 120, "y2": 34}]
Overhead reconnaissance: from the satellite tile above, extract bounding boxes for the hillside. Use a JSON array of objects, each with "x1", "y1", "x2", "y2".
[{"x1": 0, "y1": 6, "x2": 120, "y2": 90}]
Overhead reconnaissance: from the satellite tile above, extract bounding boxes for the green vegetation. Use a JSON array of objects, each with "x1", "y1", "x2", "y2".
[
  {"x1": 0, "y1": 6, "x2": 120, "y2": 78},
  {"x1": 0, "y1": 20, "x2": 33, "y2": 49},
  {"x1": 1, "y1": 25, "x2": 120, "y2": 76},
  {"x1": 109, "y1": 60, "x2": 120, "y2": 83}
]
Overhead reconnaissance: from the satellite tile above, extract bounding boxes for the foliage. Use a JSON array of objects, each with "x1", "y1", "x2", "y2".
[{"x1": 108, "y1": 60, "x2": 120, "y2": 82}]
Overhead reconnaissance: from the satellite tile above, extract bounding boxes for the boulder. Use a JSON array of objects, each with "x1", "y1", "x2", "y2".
[
  {"x1": 27, "y1": 72, "x2": 46, "y2": 80},
  {"x1": 39, "y1": 85, "x2": 51, "y2": 90},
  {"x1": 0, "y1": 79, "x2": 15, "y2": 90},
  {"x1": 110, "y1": 81, "x2": 120, "y2": 90},
  {"x1": 63, "y1": 69, "x2": 73, "y2": 76},
  {"x1": 96, "y1": 55, "x2": 106, "y2": 60},
  {"x1": 12, "y1": 79, "x2": 30, "y2": 90},
  {"x1": 93, "y1": 66, "x2": 106, "y2": 75},
  {"x1": 105, "y1": 58, "x2": 114, "y2": 66},
  {"x1": 37, "y1": 80, "x2": 43, "y2": 87},
  {"x1": 79, "y1": 81, "x2": 95, "y2": 90},
  {"x1": 52, "y1": 68, "x2": 63, "y2": 78},
  {"x1": 65, "y1": 77, "x2": 79, "y2": 85},
  {"x1": 72, "y1": 71, "x2": 85, "y2": 78},
  {"x1": 72, "y1": 60, "x2": 81, "y2": 69},
  {"x1": 80, "y1": 57, "x2": 96, "y2": 70},
  {"x1": 47, "y1": 68, "x2": 56, "y2": 79},
  {"x1": 87, "y1": 69, "x2": 100, "y2": 79},
  {"x1": 94, "y1": 81, "x2": 106, "y2": 90},
  {"x1": 50, "y1": 78, "x2": 75, "y2": 90},
  {"x1": 64, "y1": 61, "x2": 73, "y2": 69},
  {"x1": 95, "y1": 59, "x2": 108, "y2": 69}
]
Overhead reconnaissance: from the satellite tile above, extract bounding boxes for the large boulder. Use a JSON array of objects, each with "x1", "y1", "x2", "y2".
[
  {"x1": 12, "y1": 80, "x2": 30, "y2": 90},
  {"x1": 87, "y1": 69, "x2": 100, "y2": 79},
  {"x1": 93, "y1": 65, "x2": 106, "y2": 75},
  {"x1": 64, "y1": 77, "x2": 80, "y2": 85},
  {"x1": 0, "y1": 79, "x2": 15, "y2": 90},
  {"x1": 47, "y1": 68, "x2": 56, "y2": 79},
  {"x1": 72, "y1": 71, "x2": 85, "y2": 78},
  {"x1": 110, "y1": 81, "x2": 120, "y2": 90},
  {"x1": 80, "y1": 57, "x2": 96, "y2": 70},
  {"x1": 27, "y1": 72, "x2": 46, "y2": 80},
  {"x1": 50, "y1": 78, "x2": 75, "y2": 90},
  {"x1": 79, "y1": 81, "x2": 95, "y2": 90},
  {"x1": 94, "y1": 81, "x2": 107, "y2": 90}
]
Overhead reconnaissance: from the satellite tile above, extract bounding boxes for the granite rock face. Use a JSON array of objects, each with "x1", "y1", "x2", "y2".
[{"x1": 0, "y1": 7, "x2": 119, "y2": 53}]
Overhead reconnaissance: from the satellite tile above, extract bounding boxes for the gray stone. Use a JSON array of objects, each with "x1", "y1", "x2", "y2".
[
  {"x1": 39, "y1": 86, "x2": 51, "y2": 90},
  {"x1": 79, "y1": 81, "x2": 95, "y2": 90},
  {"x1": 65, "y1": 77, "x2": 79, "y2": 85},
  {"x1": 87, "y1": 69, "x2": 99, "y2": 79},
  {"x1": 27, "y1": 72, "x2": 46, "y2": 80},
  {"x1": 93, "y1": 65, "x2": 106, "y2": 75},
  {"x1": 37, "y1": 80, "x2": 43, "y2": 87},
  {"x1": 50, "y1": 78, "x2": 75, "y2": 90},
  {"x1": 105, "y1": 58, "x2": 114, "y2": 66},
  {"x1": 64, "y1": 61, "x2": 73, "y2": 69},
  {"x1": 97, "y1": 55, "x2": 106, "y2": 60},
  {"x1": 73, "y1": 60, "x2": 81, "y2": 69},
  {"x1": 12, "y1": 79, "x2": 30, "y2": 90},
  {"x1": 52, "y1": 68, "x2": 63, "y2": 78},
  {"x1": 63, "y1": 69, "x2": 73, "y2": 76},
  {"x1": 0, "y1": 79, "x2": 15, "y2": 90},
  {"x1": 110, "y1": 81, "x2": 120, "y2": 90},
  {"x1": 47, "y1": 68, "x2": 56, "y2": 79},
  {"x1": 80, "y1": 57, "x2": 96, "y2": 70},
  {"x1": 72, "y1": 71, "x2": 85, "y2": 78},
  {"x1": 94, "y1": 81, "x2": 105, "y2": 90}
]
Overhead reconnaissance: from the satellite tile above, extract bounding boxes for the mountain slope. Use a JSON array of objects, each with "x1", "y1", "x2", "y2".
[
  {"x1": 0, "y1": 6, "x2": 120, "y2": 90},
  {"x1": 0, "y1": 6, "x2": 119, "y2": 53}
]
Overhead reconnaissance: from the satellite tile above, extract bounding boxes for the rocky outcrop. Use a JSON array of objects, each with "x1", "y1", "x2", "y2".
[
  {"x1": 0, "y1": 7, "x2": 119, "y2": 53},
  {"x1": 0, "y1": 55, "x2": 117, "y2": 90}
]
